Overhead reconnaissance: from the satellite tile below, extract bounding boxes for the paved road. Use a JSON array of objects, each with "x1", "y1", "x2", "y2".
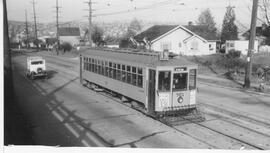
[
  {"x1": 7, "y1": 51, "x2": 270, "y2": 149},
  {"x1": 9, "y1": 52, "x2": 212, "y2": 148}
]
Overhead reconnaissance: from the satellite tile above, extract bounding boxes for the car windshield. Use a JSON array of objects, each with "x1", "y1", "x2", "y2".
[{"x1": 31, "y1": 61, "x2": 43, "y2": 65}]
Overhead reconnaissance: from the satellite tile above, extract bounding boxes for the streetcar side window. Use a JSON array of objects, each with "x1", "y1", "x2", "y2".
[
  {"x1": 105, "y1": 61, "x2": 109, "y2": 77},
  {"x1": 173, "y1": 73, "x2": 187, "y2": 91},
  {"x1": 86, "y1": 58, "x2": 89, "y2": 71},
  {"x1": 158, "y1": 71, "x2": 171, "y2": 92},
  {"x1": 137, "y1": 68, "x2": 143, "y2": 88},
  {"x1": 116, "y1": 64, "x2": 121, "y2": 80},
  {"x1": 91, "y1": 59, "x2": 95, "y2": 72},
  {"x1": 122, "y1": 65, "x2": 126, "y2": 82},
  {"x1": 94, "y1": 59, "x2": 97, "y2": 73},
  {"x1": 132, "y1": 67, "x2": 137, "y2": 86},
  {"x1": 189, "y1": 69, "x2": 196, "y2": 90},
  {"x1": 101, "y1": 61, "x2": 104, "y2": 75},
  {"x1": 97, "y1": 60, "x2": 101, "y2": 74},
  {"x1": 113, "y1": 63, "x2": 116, "y2": 79},
  {"x1": 89, "y1": 58, "x2": 92, "y2": 72}
]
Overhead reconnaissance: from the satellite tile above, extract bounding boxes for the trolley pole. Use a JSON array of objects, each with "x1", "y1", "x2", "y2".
[{"x1": 244, "y1": 0, "x2": 259, "y2": 88}]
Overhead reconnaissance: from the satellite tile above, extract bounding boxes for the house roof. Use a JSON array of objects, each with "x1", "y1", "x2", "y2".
[
  {"x1": 59, "y1": 27, "x2": 80, "y2": 36},
  {"x1": 134, "y1": 25, "x2": 178, "y2": 42},
  {"x1": 134, "y1": 25, "x2": 219, "y2": 44},
  {"x1": 183, "y1": 25, "x2": 219, "y2": 41}
]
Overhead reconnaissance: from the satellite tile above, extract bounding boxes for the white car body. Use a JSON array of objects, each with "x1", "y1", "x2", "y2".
[{"x1": 26, "y1": 56, "x2": 47, "y2": 79}]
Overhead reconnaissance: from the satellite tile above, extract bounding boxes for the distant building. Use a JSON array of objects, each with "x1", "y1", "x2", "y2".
[
  {"x1": 133, "y1": 25, "x2": 220, "y2": 56},
  {"x1": 59, "y1": 27, "x2": 81, "y2": 46},
  {"x1": 242, "y1": 24, "x2": 270, "y2": 45},
  {"x1": 225, "y1": 40, "x2": 259, "y2": 55}
]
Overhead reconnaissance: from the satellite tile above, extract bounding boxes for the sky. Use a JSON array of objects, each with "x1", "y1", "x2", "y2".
[{"x1": 6, "y1": 0, "x2": 264, "y2": 31}]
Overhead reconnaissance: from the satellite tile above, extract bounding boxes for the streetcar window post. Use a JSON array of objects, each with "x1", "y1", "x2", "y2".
[{"x1": 189, "y1": 69, "x2": 197, "y2": 90}]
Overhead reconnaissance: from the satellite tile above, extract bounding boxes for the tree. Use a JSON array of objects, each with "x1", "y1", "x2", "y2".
[
  {"x1": 197, "y1": 8, "x2": 217, "y2": 36},
  {"x1": 259, "y1": 0, "x2": 270, "y2": 25},
  {"x1": 221, "y1": 6, "x2": 238, "y2": 42},
  {"x1": 91, "y1": 25, "x2": 105, "y2": 46},
  {"x1": 125, "y1": 18, "x2": 142, "y2": 38},
  {"x1": 60, "y1": 42, "x2": 72, "y2": 53}
]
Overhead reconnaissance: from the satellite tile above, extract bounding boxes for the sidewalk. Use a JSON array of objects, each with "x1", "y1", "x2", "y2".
[{"x1": 198, "y1": 74, "x2": 270, "y2": 96}]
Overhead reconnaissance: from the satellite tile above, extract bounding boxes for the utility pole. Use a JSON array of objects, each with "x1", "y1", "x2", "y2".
[
  {"x1": 32, "y1": 0, "x2": 39, "y2": 51},
  {"x1": 85, "y1": 0, "x2": 95, "y2": 47},
  {"x1": 244, "y1": 0, "x2": 259, "y2": 88},
  {"x1": 25, "y1": 10, "x2": 29, "y2": 49},
  {"x1": 55, "y1": 0, "x2": 60, "y2": 55}
]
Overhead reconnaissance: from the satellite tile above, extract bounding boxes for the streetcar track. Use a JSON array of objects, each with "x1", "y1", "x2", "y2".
[
  {"x1": 200, "y1": 103, "x2": 270, "y2": 128},
  {"x1": 202, "y1": 108, "x2": 270, "y2": 138},
  {"x1": 47, "y1": 53, "x2": 269, "y2": 149},
  {"x1": 22, "y1": 52, "x2": 270, "y2": 149}
]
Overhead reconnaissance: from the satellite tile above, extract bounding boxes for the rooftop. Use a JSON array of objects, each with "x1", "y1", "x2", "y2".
[
  {"x1": 134, "y1": 25, "x2": 220, "y2": 43},
  {"x1": 81, "y1": 48, "x2": 196, "y2": 67},
  {"x1": 134, "y1": 25, "x2": 178, "y2": 42},
  {"x1": 183, "y1": 25, "x2": 219, "y2": 41}
]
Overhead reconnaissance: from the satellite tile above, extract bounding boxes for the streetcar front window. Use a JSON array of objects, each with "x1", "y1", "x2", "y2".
[
  {"x1": 173, "y1": 73, "x2": 187, "y2": 91},
  {"x1": 158, "y1": 71, "x2": 171, "y2": 92}
]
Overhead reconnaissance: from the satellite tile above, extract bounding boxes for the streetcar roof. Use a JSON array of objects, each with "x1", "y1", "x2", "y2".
[{"x1": 80, "y1": 48, "x2": 196, "y2": 67}]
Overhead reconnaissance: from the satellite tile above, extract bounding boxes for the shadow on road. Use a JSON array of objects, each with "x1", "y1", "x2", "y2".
[{"x1": 7, "y1": 59, "x2": 115, "y2": 146}]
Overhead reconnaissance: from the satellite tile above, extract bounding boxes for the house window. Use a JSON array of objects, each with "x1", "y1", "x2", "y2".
[
  {"x1": 209, "y1": 44, "x2": 213, "y2": 50},
  {"x1": 230, "y1": 43, "x2": 234, "y2": 47},
  {"x1": 191, "y1": 40, "x2": 198, "y2": 50},
  {"x1": 179, "y1": 42, "x2": 182, "y2": 48},
  {"x1": 161, "y1": 42, "x2": 172, "y2": 51}
]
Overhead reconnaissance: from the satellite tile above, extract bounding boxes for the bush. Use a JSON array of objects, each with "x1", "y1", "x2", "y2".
[
  {"x1": 60, "y1": 42, "x2": 72, "y2": 53},
  {"x1": 226, "y1": 49, "x2": 241, "y2": 58}
]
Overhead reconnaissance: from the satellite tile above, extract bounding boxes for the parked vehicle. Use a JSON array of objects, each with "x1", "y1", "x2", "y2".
[{"x1": 25, "y1": 56, "x2": 47, "y2": 79}]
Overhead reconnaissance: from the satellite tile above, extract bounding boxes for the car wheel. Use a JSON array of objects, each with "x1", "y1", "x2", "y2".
[{"x1": 30, "y1": 72, "x2": 35, "y2": 80}]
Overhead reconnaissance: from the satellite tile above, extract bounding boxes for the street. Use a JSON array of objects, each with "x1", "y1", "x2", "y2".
[{"x1": 7, "y1": 50, "x2": 270, "y2": 149}]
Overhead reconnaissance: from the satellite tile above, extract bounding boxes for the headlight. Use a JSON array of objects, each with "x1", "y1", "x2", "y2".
[{"x1": 177, "y1": 96, "x2": 183, "y2": 103}]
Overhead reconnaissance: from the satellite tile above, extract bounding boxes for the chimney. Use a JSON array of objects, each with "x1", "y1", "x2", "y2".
[{"x1": 188, "y1": 21, "x2": 193, "y2": 26}]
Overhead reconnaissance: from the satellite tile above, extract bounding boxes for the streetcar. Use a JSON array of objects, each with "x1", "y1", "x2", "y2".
[{"x1": 79, "y1": 48, "x2": 203, "y2": 121}]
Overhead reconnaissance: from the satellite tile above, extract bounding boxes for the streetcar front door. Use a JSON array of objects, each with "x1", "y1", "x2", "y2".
[
  {"x1": 148, "y1": 69, "x2": 156, "y2": 115},
  {"x1": 156, "y1": 71, "x2": 172, "y2": 112}
]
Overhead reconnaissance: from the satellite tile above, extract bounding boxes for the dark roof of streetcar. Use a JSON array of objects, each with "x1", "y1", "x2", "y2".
[{"x1": 80, "y1": 48, "x2": 196, "y2": 67}]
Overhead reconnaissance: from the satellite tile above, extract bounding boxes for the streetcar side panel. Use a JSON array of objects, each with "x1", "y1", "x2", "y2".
[{"x1": 81, "y1": 55, "x2": 147, "y2": 105}]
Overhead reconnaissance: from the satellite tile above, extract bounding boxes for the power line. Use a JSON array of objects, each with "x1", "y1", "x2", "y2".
[{"x1": 95, "y1": 0, "x2": 175, "y2": 17}]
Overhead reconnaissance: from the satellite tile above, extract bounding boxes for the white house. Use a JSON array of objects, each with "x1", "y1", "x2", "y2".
[
  {"x1": 225, "y1": 40, "x2": 259, "y2": 55},
  {"x1": 133, "y1": 25, "x2": 219, "y2": 56},
  {"x1": 59, "y1": 27, "x2": 81, "y2": 46}
]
